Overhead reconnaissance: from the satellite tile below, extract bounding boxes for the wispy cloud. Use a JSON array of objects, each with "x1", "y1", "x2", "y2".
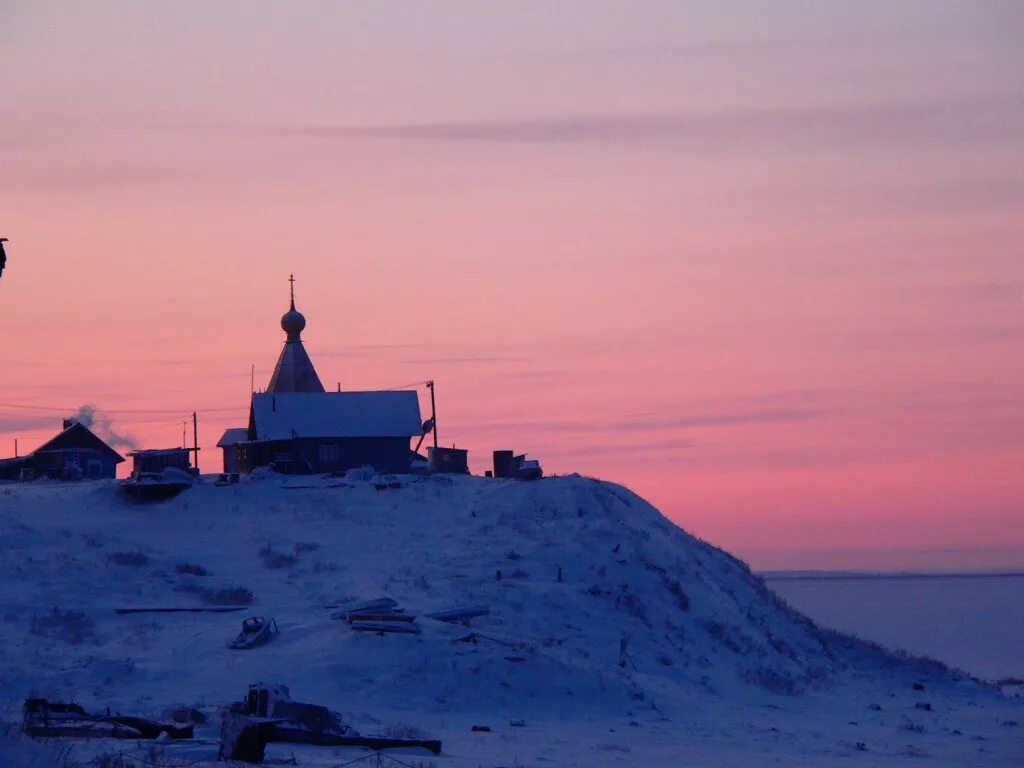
[
  {"x1": 401, "y1": 355, "x2": 531, "y2": 365},
  {"x1": 450, "y1": 404, "x2": 826, "y2": 439},
  {"x1": 262, "y1": 97, "x2": 1024, "y2": 148}
]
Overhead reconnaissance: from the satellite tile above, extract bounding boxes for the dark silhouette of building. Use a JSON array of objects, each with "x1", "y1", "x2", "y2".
[
  {"x1": 0, "y1": 420, "x2": 125, "y2": 481},
  {"x1": 217, "y1": 277, "x2": 424, "y2": 476}
]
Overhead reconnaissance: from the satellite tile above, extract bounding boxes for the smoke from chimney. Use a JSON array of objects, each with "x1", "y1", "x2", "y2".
[{"x1": 65, "y1": 404, "x2": 139, "y2": 451}]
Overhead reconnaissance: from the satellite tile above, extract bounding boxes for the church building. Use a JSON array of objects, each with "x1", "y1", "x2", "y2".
[{"x1": 217, "y1": 279, "x2": 425, "y2": 475}]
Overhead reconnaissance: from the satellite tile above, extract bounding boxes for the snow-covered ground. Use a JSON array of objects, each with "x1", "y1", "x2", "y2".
[{"x1": 1, "y1": 473, "x2": 1021, "y2": 766}]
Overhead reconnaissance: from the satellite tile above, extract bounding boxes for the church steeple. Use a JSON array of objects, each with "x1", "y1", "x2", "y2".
[{"x1": 267, "y1": 274, "x2": 326, "y2": 393}]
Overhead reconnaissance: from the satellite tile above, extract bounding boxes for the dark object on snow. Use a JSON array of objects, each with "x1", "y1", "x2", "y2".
[
  {"x1": 116, "y1": 606, "x2": 248, "y2": 614},
  {"x1": 221, "y1": 684, "x2": 441, "y2": 762},
  {"x1": 471, "y1": 724, "x2": 491, "y2": 732},
  {"x1": 517, "y1": 458, "x2": 543, "y2": 480},
  {"x1": 915, "y1": 702, "x2": 932, "y2": 711},
  {"x1": 492, "y1": 450, "x2": 543, "y2": 480},
  {"x1": 913, "y1": 682, "x2": 925, "y2": 691},
  {"x1": 221, "y1": 711, "x2": 276, "y2": 763},
  {"x1": 23, "y1": 698, "x2": 193, "y2": 740},
  {"x1": 427, "y1": 445, "x2": 469, "y2": 474},
  {"x1": 424, "y1": 605, "x2": 490, "y2": 625},
  {"x1": 231, "y1": 616, "x2": 279, "y2": 649},
  {"x1": 165, "y1": 706, "x2": 208, "y2": 725},
  {"x1": 346, "y1": 612, "x2": 415, "y2": 624},
  {"x1": 0, "y1": 238, "x2": 7, "y2": 278},
  {"x1": 120, "y1": 464, "x2": 195, "y2": 502},
  {"x1": 351, "y1": 620, "x2": 421, "y2": 635},
  {"x1": 330, "y1": 597, "x2": 400, "y2": 621}
]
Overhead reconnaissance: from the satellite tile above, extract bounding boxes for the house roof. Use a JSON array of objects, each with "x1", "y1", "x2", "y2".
[
  {"x1": 32, "y1": 422, "x2": 125, "y2": 463},
  {"x1": 217, "y1": 428, "x2": 250, "y2": 447},
  {"x1": 250, "y1": 391, "x2": 423, "y2": 440}
]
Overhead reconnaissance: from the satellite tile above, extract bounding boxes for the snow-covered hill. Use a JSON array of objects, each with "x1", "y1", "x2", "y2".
[{"x1": 1, "y1": 473, "x2": 1021, "y2": 766}]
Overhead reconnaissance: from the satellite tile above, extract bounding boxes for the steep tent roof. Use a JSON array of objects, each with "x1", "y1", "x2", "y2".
[
  {"x1": 267, "y1": 338, "x2": 325, "y2": 393},
  {"x1": 32, "y1": 422, "x2": 125, "y2": 464},
  {"x1": 250, "y1": 392, "x2": 422, "y2": 440},
  {"x1": 267, "y1": 282, "x2": 325, "y2": 394}
]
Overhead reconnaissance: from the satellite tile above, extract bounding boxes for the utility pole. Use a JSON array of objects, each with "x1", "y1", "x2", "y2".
[
  {"x1": 427, "y1": 380, "x2": 438, "y2": 448},
  {"x1": 14, "y1": 438, "x2": 18, "y2": 458},
  {"x1": 192, "y1": 411, "x2": 200, "y2": 474}
]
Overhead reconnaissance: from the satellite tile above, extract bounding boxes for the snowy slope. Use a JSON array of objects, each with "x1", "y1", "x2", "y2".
[{"x1": 1, "y1": 473, "x2": 1021, "y2": 767}]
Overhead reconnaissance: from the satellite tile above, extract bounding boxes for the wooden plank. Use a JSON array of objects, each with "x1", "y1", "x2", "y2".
[
  {"x1": 116, "y1": 607, "x2": 248, "y2": 615},
  {"x1": 350, "y1": 621, "x2": 421, "y2": 635},
  {"x1": 346, "y1": 612, "x2": 416, "y2": 624},
  {"x1": 424, "y1": 605, "x2": 490, "y2": 623}
]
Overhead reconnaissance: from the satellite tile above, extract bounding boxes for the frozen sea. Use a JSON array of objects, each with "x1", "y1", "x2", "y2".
[{"x1": 765, "y1": 571, "x2": 1024, "y2": 682}]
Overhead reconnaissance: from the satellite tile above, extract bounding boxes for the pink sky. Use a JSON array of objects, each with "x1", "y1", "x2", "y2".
[{"x1": 1, "y1": 2, "x2": 1022, "y2": 570}]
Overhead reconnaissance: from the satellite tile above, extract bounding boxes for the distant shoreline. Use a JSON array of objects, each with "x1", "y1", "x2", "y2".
[{"x1": 761, "y1": 570, "x2": 1024, "y2": 582}]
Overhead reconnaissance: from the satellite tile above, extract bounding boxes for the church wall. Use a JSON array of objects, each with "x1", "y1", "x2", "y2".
[{"x1": 239, "y1": 437, "x2": 412, "y2": 475}]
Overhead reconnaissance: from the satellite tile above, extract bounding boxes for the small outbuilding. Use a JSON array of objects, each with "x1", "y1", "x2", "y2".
[
  {"x1": 217, "y1": 428, "x2": 248, "y2": 474},
  {"x1": 128, "y1": 447, "x2": 195, "y2": 478}
]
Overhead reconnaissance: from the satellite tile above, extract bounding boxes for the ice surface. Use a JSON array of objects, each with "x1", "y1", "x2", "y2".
[{"x1": 768, "y1": 573, "x2": 1024, "y2": 682}]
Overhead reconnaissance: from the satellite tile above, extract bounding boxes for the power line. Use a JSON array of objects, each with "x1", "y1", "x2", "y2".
[{"x1": 0, "y1": 401, "x2": 245, "y2": 415}]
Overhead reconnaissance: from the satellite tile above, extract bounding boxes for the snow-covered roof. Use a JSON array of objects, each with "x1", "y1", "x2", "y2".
[
  {"x1": 217, "y1": 428, "x2": 249, "y2": 447},
  {"x1": 32, "y1": 422, "x2": 125, "y2": 463},
  {"x1": 250, "y1": 391, "x2": 422, "y2": 440}
]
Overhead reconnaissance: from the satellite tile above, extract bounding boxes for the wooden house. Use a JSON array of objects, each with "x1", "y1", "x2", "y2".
[
  {"x1": 217, "y1": 280, "x2": 425, "y2": 476},
  {"x1": 0, "y1": 420, "x2": 124, "y2": 481}
]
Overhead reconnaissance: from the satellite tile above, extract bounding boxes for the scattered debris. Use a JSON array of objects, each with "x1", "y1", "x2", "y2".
[
  {"x1": 351, "y1": 620, "x2": 422, "y2": 635},
  {"x1": 220, "y1": 684, "x2": 441, "y2": 763},
  {"x1": 121, "y1": 464, "x2": 196, "y2": 502},
  {"x1": 371, "y1": 474, "x2": 402, "y2": 490},
  {"x1": 423, "y1": 605, "x2": 490, "y2": 624},
  {"x1": 510, "y1": 719, "x2": 526, "y2": 727},
  {"x1": 23, "y1": 698, "x2": 193, "y2": 740},
  {"x1": 913, "y1": 682, "x2": 926, "y2": 691},
  {"x1": 330, "y1": 597, "x2": 399, "y2": 620},
  {"x1": 347, "y1": 612, "x2": 416, "y2": 624},
  {"x1": 164, "y1": 706, "x2": 208, "y2": 725},
  {"x1": 116, "y1": 606, "x2": 248, "y2": 614},
  {"x1": 471, "y1": 724, "x2": 491, "y2": 732},
  {"x1": 333, "y1": 598, "x2": 423, "y2": 634},
  {"x1": 230, "y1": 616, "x2": 279, "y2": 649}
]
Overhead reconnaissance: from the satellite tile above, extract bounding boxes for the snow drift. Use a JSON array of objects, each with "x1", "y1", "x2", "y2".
[{"x1": 0, "y1": 473, "x2": 1020, "y2": 766}]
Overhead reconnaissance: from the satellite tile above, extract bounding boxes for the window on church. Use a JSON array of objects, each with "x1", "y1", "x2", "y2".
[{"x1": 318, "y1": 444, "x2": 339, "y2": 462}]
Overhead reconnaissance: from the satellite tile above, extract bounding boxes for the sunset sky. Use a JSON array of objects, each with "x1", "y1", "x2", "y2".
[{"x1": 1, "y1": 2, "x2": 1022, "y2": 570}]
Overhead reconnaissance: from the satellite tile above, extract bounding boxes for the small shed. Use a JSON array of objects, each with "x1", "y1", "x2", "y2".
[
  {"x1": 428, "y1": 446, "x2": 469, "y2": 474},
  {"x1": 128, "y1": 448, "x2": 195, "y2": 478},
  {"x1": 216, "y1": 428, "x2": 249, "y2": 474}
]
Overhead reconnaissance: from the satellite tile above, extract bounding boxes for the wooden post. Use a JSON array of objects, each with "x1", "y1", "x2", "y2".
[
  {"x1": 427, "y1": 380, "x2": 438, "y2": 448},
  {"x1": 192, "y1": 412, "x2": 200, "y2": 473}
]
